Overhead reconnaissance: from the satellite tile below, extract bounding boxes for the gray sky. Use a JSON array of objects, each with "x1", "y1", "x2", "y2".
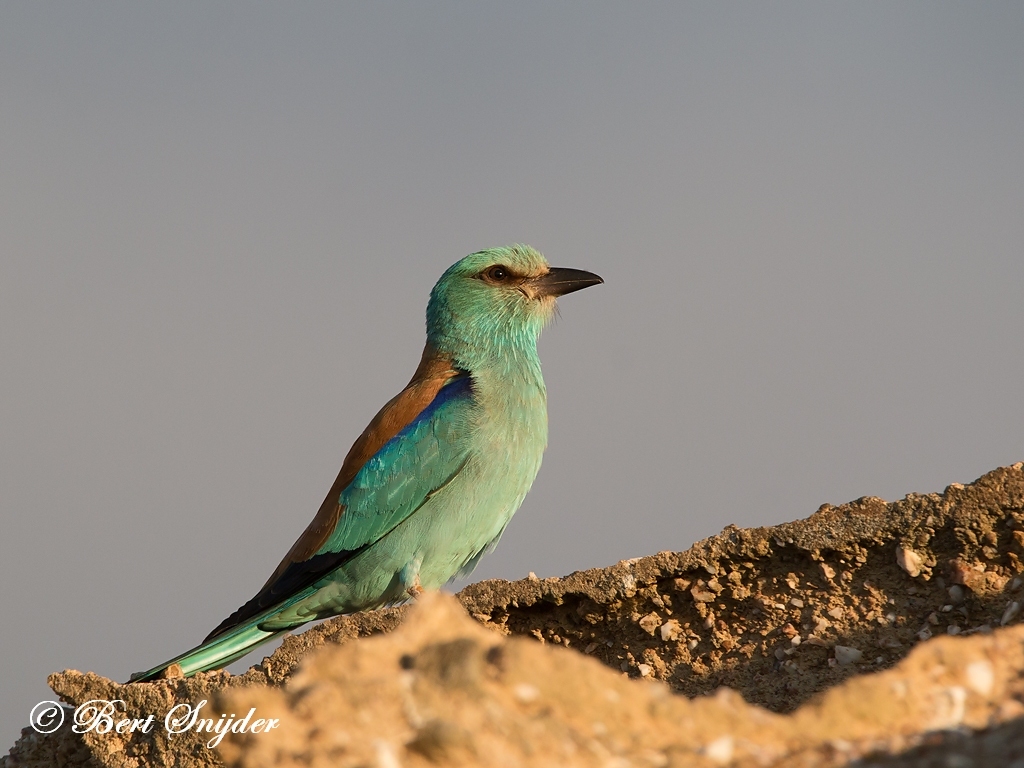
[{"x1": 2, "y1": 2, "x2": 1023, "y2": 748}]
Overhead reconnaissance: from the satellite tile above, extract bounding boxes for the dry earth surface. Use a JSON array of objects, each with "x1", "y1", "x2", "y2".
[{"x1": 6, "y1": 463, "x2": 1024, "y2": 767}]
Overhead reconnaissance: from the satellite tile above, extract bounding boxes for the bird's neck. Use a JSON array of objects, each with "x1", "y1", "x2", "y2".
[
  {"x1": 431, "y1": 335, "x2": 548, "y2": 459},
  {"x1": 467, "y1": 347, "x2": 548, "y2": 465},
  {"x1": 471, "y1": 352, "x2": 546, "y2": 405},
  {"x1": 444, "y1": 337, "x2": 547, "y2": 410},
  {"x1": 430, "y1": 317, "x2": 541, "y2": 381}
]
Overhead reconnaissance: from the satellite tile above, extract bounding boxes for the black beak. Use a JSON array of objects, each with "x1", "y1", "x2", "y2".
[{"x1": 530, "y1": 267, "x2": 604, "y2": 298}]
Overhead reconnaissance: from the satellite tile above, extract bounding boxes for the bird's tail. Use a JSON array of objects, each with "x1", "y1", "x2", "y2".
[{"x1": 127, "y1": 619, "x2": 288, "y2": 683}]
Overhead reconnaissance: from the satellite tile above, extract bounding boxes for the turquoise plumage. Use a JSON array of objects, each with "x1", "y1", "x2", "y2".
[{"x1": 130, "y1": 246, "x2": 602, "y2": 682}]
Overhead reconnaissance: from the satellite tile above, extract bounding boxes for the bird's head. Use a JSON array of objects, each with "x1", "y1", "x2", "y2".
[{"x1": 426, "y1": 245, "x2": 602, "y2": 369}]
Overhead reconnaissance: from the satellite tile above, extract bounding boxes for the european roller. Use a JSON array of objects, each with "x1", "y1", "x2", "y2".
[{"x1": 131, "y1": 246, "x2": 602, "y2": 681}]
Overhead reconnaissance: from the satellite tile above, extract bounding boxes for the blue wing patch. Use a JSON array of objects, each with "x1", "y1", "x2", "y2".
[{"x1": 205, "y1": 374, "x2": 476, "y2": 639}]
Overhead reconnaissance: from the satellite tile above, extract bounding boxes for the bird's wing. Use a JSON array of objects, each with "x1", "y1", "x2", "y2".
[{"x1": 205, "y1": 345, "x2": 475, "y2": 640}]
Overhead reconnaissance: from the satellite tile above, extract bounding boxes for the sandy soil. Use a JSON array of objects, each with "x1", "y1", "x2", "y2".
[{"x1": 6, "y1": 463, "x2": 1024, "y2": 767}]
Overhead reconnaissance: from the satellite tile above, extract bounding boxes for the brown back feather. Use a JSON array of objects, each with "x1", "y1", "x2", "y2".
[{"x1": 258, "y1": 343, "x2": 463, "y2": 590}]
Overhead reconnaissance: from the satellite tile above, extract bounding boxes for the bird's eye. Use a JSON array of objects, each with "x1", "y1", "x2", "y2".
[{"x1": 483, "y1": 265, "x2": 510, "y2": 282}]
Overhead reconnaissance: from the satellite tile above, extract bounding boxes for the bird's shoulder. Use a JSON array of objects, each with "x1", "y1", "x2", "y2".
[
  {"x1": 261, "y1": 345, "x2": 472, "y2": 579},
  {"x1": 340, "y1": 344, "x2": 473, "y2": 486}
]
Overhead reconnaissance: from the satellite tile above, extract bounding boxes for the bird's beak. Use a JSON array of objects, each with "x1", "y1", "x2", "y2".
[{"x1": 528, "y1": 267, "x2": 604, "y2": 298}]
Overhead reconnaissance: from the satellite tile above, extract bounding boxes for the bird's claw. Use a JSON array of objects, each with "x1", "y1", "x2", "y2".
[{"x1": 406, "y1": 575, "x2": 424, "y2": 599}]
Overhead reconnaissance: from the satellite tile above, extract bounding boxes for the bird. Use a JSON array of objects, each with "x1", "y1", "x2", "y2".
[{"x1": 130, "y1": 245, "x2": 602, "y2": 682}]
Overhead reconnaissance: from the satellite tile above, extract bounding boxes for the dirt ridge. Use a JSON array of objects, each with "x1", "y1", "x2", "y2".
[{"x1": 6, "y1": 462, "x2": 1024, "y2": 767}]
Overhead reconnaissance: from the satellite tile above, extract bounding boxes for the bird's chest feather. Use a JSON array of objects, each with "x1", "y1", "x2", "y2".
[{"x1": 468, "y1": 372, "x2": 548, "y2": 486}]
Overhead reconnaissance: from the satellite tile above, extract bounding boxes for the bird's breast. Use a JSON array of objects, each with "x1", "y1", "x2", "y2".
[{"x1": 470, "y1": 370, "x2": 547, "y2": 449}]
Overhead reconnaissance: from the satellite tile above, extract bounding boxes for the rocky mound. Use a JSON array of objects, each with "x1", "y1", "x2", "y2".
[{"x1": 6, "y1": 463, "x2": 1024, "y2": 767}]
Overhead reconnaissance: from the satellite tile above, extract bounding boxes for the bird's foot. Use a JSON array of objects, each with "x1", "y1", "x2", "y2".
[{"x1": 406, "y1": 575, "x2": 424, "y2": 599}]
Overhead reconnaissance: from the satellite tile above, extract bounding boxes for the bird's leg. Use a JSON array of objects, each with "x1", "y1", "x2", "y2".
[
  {"x1": 406, "y1": 573, "x2": 424, "y2": 599},
  {"x1": 401, "y1": 556, "x2": 425, "y2": 599}
]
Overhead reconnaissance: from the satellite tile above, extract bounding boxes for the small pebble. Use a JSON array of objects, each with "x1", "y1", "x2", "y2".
[
  {"x1": 621, "y1": 574, "x2": 637, "y2": 595},
  {"x1": 703, "y1": 736, "x2": 734, "y2": 765},
  {"x1": 1011, "y1": 576, "x2": 1023, "y2": 591},
  {"x1": 827, "y1": 607, "x2": 845, "y2": 620},
  {"x1": 820, "y1": 563, "x2": 836, "y2": 580},
  {"x1": 834, "y1": 645, "x2": 863, "y2": 665},
  {"x1": 965, "y1": 660, "x2": 994, "y2": 696},
  {"x1": 947, "y1": 625, "x2": 961, "y2": 635},
  {"x1": 687, "y1": 639, "x2": 699, "y2": 650},
  {"x1": 374, "y1": 741, "x2": 401, "y2": 768},
  {"x1": 528, "y1": 572, "x2": 539, "y2": 580},
  {"x1": 638, "y1": 612, "x2": 662, "y2": 636},
  {"x1": 806, "y1": 635, "x2": 830, "y2": 647},
  {"x1": 1001, "y1": 601, "x2": 1021, "y2": 626},
  {"x1": 161, "y1": 663, "x2": 184, "y2": 680},
  {"x1": 691, "y1": 585, "x2": 716, "y2": 603},
  {"x1": 774, "y1": 647, "x2": 788, "y2": 661},
  {"x1": 584, "y1": 642, "x2": 599, "y2": 654},
  {"x1": 948, "y1": 585, "x2": 965, "y2": 604},
  {"x1": 896, "y1": 547, "x2": 924, "y2": 578},
  {"x1": 790, "y1": 598, "x2": 805, "y2": 608},
  {"x1": 659, "y1": 619, "x2": 682, "y2": 642},
  {"x1": 790, "y1": 635, "x2": 802, "y2": 647},
  {"x1": 941, "y1": 604, "x2": 954, "y2": 613},
  {"x1": 514, "y1": 683, "x2": 540, "y2": 703},
  {"x1": 917, "y1": 627, "x2": 933, "y2": 641},
  {"x1": 637, "y1": 663, "x2": 653, "y2": 677},
  {"x1": 928, "y1": 612, "x2": 940, "y2": 625}
]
